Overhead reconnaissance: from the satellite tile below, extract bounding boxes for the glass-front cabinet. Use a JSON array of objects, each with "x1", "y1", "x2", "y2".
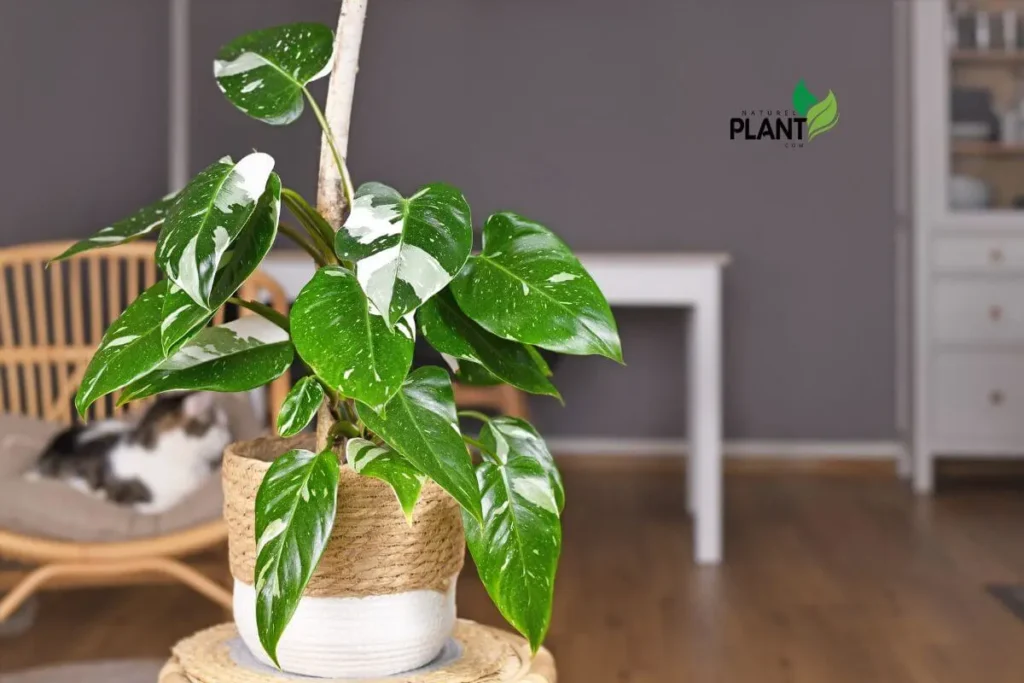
[{"x1": 948, "y1": 1, "x2": 1024, "y2": 212}]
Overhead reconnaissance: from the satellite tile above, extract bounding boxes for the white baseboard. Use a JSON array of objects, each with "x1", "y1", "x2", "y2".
[{"x1": 546, "y1": 438, "x2": 905, "y2": 460}]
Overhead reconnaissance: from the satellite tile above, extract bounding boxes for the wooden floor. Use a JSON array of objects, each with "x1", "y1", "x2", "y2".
[{"x1": 3, "y1": 462, "x2": 1024, "y2": 682}]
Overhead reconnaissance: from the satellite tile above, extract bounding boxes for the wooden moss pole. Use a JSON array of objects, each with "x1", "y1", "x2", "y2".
[{"x1": 317, "y1": 0, "x2": 368, "y2": 231}]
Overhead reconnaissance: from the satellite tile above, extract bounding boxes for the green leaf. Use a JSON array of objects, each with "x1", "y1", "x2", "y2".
[
  {"x1": 465, "y1": 416, "x2": 563, "y2": 652},
  {"x1": 160, "y1": 173, "x2": 282, "y2": 353},
  {"x1": 291, "y1": 266, "x2": 414, "y2": 408},
  {"x1": 418, "y1": 289, "x2": 559, "y2": 399},
  {"x1": 118, "y1": 317, "x2": 293, "y2": 403},
  {"x1": 157, "y1": 153, "x2": 275, "y2": 308},
  {"x1": 356, "y1": 367, "x2": 482, "y2": 520},
  {"x1": 346, "y1": 437, "x2": 426, "y2": 524},
  {"x1": 276, "y1": 376, "x2": 324, "y2": 438},
  {"x1": 451, "y1": 213, "x2": 622, "y2": 362},
  {"x1": 254, "y1": 448, "x2": 339, "y2": 667},
  {"x1": 483, "y1": 417, "x2": 564, "y2": 513},
  {"x1": 791, "y1": 79, "x2": 817, "y2": 117},
  {"x1": 215, "y1": 23, "x2": 335, "y2": 126},
  {"x1": 334, "y1": 182, "x2": 473, "y2": 328},
  {"x1": 75, "y1": 281, "x2": 184, "y2": 416},
  {"x1": 806, "y1": 90, "x2": 839, "y2": 141},
  {"x1": 454, "y1": 360, "x2": 502, "y2": 386},
  {"x1": 50, "y1": 192, "x2": 179, "y2": 263}
]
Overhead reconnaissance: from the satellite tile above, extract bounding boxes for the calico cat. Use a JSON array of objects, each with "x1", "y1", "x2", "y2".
[{"x1": 29, "y1": 392, "x2": 231, "y2": 514}]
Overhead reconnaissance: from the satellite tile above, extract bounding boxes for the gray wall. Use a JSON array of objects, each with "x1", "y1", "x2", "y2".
[
  {"x1": 0, "y1": 0, "x2": 169, "y2": 246},
  {"x1": 2, "y1": 0, "x2": 896, "y2": 441}
]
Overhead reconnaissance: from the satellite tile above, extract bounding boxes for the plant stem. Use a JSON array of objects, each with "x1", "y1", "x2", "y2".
[
  {"x1": 281, "y1": 189, "x2": 338, "y2": 263},
  {"x1": 462, "y1": 434, "x2": 493, "y2": 456},
  {"x1": 278, "y1": 222, "x2": 326, "y2": 266},
  {"x1": 457, "y1": 410, "x2": 492, "y2": 424},
  {"x1": 228, "y1": 297, "x2": 290, "y2": 332},
  {"x1": 304, "y1": 89, "x2": 355, "y2": 216}
]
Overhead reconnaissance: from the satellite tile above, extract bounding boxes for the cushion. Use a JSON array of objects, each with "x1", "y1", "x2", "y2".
[
  {"x1": 0, "y1": 394, "x2": 264, "y2": 543},
  {"x1": 0, "y1": 659, "x2": 164, "y2": 683}
]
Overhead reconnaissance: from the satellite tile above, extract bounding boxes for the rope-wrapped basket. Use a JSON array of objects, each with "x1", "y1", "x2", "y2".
[{"x1": 222, "y1": 433, "x2": 466, "y2": 678}]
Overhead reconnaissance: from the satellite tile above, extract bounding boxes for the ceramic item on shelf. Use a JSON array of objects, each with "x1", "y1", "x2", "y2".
[{"x1": 950, "y1": 175, "x2": 992, "y2": 210}]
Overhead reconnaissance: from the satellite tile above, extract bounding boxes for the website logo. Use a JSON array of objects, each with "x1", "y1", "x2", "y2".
[
  {"x1": 792, "y1": 80, "x2": 839, "y2": 141},
  {"x1": 729, "y1": 80, "x2": 839, "y2": 148}
]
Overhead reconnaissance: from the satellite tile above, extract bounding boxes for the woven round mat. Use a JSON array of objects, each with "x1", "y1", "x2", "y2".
[
  {"x1": 158, "y1": 620, "x2": 555, "y2": 683},
  {"x1": 223, "y1": 434, "x2": 465, "y2": 597}
]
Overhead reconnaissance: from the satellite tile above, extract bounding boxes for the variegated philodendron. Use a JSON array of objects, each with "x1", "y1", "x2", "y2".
[{"x1": 65, "y1": 20, "x2": 621, "y2": 666}]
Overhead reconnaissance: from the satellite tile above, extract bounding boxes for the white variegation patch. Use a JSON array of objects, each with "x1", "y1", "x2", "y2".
[
  {"x1": 257, "y1": 518, "x2": 287, "y2": 554},
  {"x1": 342, "y1": 194, "x2": 402, "y2": 245},
  {"x1": 214, "y1": 153, "x2": 275, "y2": 214},
  {"x1": 225, "y1": 315, "x2": 291, "y2": 345},
  {"x1": 356, "y1": 244, "x2": 450, "y2": 323},
  {"x1": 214, "y1": 52, "x2": 267, "y2": 78},
  {"x1": 547, "y1": 272, "x2": 577, "y2": 283}
]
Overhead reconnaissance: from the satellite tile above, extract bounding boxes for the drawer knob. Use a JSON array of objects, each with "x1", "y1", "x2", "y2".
[
  {"x1": 990, "y1": 390, "x2": 1005, "y2": 406},
  {"x1": 990, "y1": 305, "x2": 1004, "y2": 321},
  {"x1": 991, "y1": 248, "x2": 1005, "y2": 264}
]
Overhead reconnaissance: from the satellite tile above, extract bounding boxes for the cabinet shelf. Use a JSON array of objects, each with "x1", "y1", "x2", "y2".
[
  {"x1": 952, "y1": 49, "x2": 1024, "y2": 64},
  {"x1": 953, "y1": 140, "x2": 1024, "y2": 156}
]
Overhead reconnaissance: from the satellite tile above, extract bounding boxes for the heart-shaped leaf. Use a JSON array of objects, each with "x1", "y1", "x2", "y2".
[
  {"x1": 50, "y1": 192, "x2": 179, "y2": 263},
  {"x1": 276, "y1": 376, "x2": 324, "y2": 438},
  {"x1": 419, "y1": 289, "x2": 559, "y2": 399},
  {"x1": 346, "y1": 437, "x2": 426, "y2": 523},
  {"x1": 254, "y1": 448, "x2": 339, "y2": 667},
  {"x1": 215, "y1": 23, "x2": 335, "y2": 126},
  {"x1": 75, "y1": 281, "x2": 191, "y2": 416},
  {"x1": 451, "y1": 213, "x2": 621, "y2": 362},
  {"x1": 465, "y1": 416, "x2": 562, "y2": 653},
  {"x1": 157, "y1": 153, "x2": 275, "y2": 308},
  {"x1": 161, "y1": 174, "x2": 281, "y2": 353},
  {"x1": 335, "y1": 182, "x2": 473, "y2": 328},
  {"x1": 291, "y1": 266, "x2": 414, "y2": 408},
  {"x1": 356, "y1": 367, "x2": 481, "y2": 520},
  {"x1": 118, "y1": 316, "x2": 293, "y2": 403}
]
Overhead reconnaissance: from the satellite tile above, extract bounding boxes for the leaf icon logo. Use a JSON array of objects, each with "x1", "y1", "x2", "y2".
[{"x1": 805, "y1": 90, "x2": 839, "y2": 141}]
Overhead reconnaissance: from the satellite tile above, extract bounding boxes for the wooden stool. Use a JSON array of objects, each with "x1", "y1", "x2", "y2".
[
  {"x1": 158, "y1": 620, "x2": 555, "y2": 682},
  {"x1": 453, "y1": 384, "x2": 529, "y2": 419}
]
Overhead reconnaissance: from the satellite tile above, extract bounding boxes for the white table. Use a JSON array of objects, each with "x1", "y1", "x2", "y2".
[{"x1": 261, "y1": 252, "x2": 730, "y2": 565}]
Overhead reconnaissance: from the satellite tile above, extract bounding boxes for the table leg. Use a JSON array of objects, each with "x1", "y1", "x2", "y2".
[{"x1": 688, "y1": 271, "x2": 723, "y2": 565}]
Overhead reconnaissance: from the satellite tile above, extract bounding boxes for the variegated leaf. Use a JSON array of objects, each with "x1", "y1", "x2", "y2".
[
  {"x1": 160, "y1": 173, "x2": 281, "y2": 353},
  {"x1": 346, "y1": 437, "x2": 426, "y2": 523},
  {"x1": 418, "y1": 288, "x2": 559, "y2": 398},
  {"x1": 465, "y1": 416, "x2": 563, "y2": 653},
  {"x1": 215, "y1": 23, "x2": 335, "y2": 126},
  {"x1": 276, "y1": 376, "x2": 324, "y2": 438},
  {"x1": 119, "y1": 317, "x2": 293, "y2": 402},
  {"x1": 451, "y1": 213, "x2": 622, "y2": 362},
  {"x1": 74, "y1": 281, "x2": 185, "y2": 416},
  {"x1": 334, "y1": 182, "x2": 472, "y2": 329},
  {"x1": 50, "y1": 192, "x2": 179, "y2": 263},
  {"x1": 254, "y1": 448, "x2": 339, "y2": 667},
  {"x1": 156, "y1": 153, "x2": 275, "y2": 308},
  {"x1": 291, "y1": 266, "x2": 414, "y2": 408},
  {"x1": 355, "y1": 367, "x2": 482, "y2": 520}
]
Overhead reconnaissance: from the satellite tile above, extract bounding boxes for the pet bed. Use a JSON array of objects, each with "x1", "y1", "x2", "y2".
[{"x1": 0, "y1": 241, "x2": 291, "y2": 622}]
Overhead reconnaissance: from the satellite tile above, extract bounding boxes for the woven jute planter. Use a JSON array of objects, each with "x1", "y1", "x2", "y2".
[{"x1": 223, "y1": 432, "x2": 465, "y2": 678}]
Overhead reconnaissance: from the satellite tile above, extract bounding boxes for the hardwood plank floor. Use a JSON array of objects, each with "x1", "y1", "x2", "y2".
[{"x1": 3, "y1": 464, "x2": 1024, "y2": 682}]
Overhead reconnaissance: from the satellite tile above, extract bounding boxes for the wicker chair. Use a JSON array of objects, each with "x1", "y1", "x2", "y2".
[{"x1": 0, "y1": 240, "x2": 290, "y2": 621}]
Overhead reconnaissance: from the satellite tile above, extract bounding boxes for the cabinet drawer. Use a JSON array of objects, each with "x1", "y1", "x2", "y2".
[
  {"x1": 932, "y1": 279, "x2": 1024, "y2": 343},
  {"x1": 934, "y1": 236, "x2": 1024, "y2": 272},
  {"x1": 933, "y1": 352, "x2": 1024, "y2": 450}
]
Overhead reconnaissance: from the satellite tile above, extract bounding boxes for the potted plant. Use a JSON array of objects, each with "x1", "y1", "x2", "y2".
[{"x1": 62, "y1": 10, "x2": 621, "y2": 680}]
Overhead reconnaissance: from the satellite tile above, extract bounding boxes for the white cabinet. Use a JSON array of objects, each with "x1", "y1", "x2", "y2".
[{"x1": 906, "y1": 1, "x2": 1024, "y2": 492}]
